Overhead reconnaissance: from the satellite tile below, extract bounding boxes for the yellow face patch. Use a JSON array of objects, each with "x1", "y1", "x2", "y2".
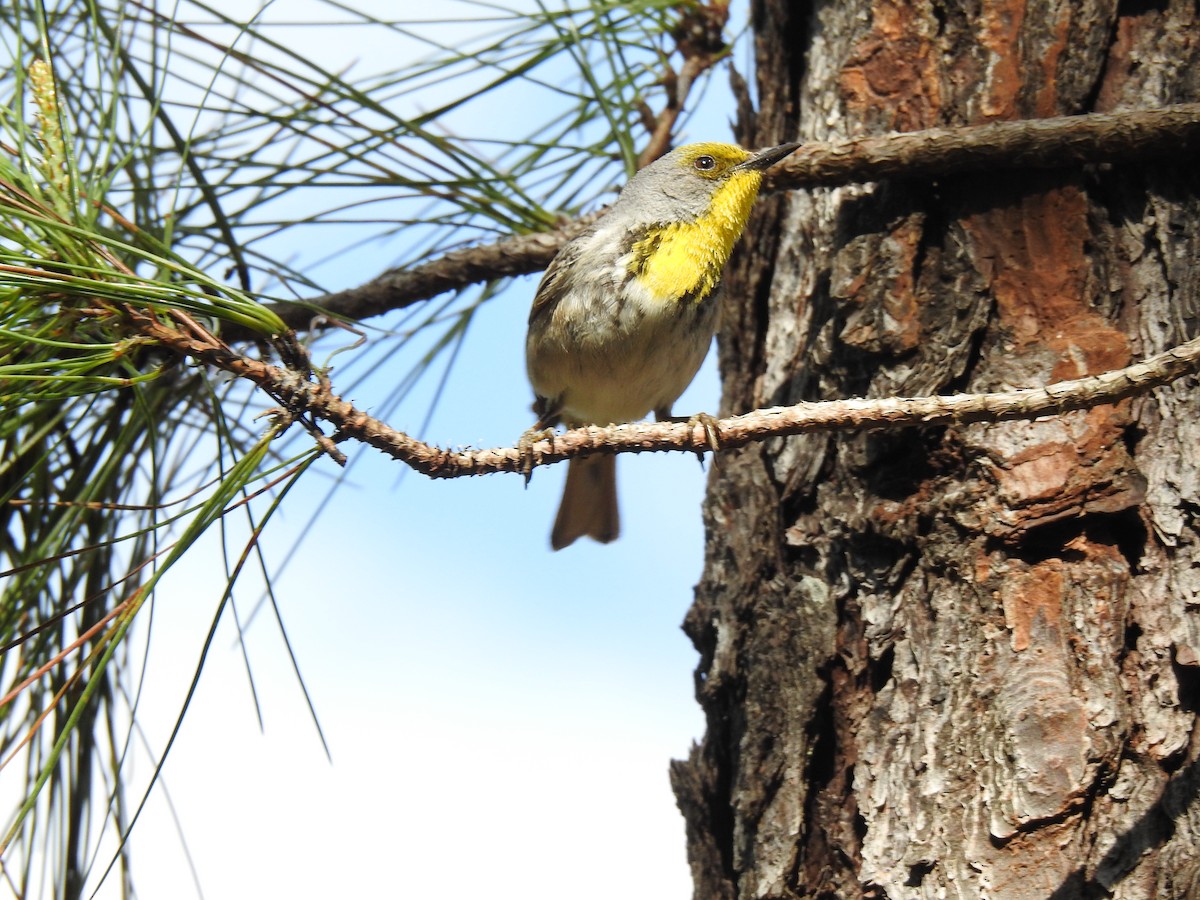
[
  {"x1": 676, "y1": 143, "x2": 754, "y2": 179},
  {"x1": 629, "y1": 169, "x2": 764, "y2": 304}
]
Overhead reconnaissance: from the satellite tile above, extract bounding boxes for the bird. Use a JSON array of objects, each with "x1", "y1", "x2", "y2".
[{"x1": 525, "y1": 140, "x2": 801, "y2": 550}]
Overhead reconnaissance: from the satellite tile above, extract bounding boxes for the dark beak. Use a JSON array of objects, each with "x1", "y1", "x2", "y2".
[{"x1": 738, "y1": 141, "x2": 802, "y2": 171}]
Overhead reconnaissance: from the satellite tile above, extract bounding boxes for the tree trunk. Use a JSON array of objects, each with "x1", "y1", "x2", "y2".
[{"x1": 672, "y1": 2, "x2": 1200, "y2": 898}]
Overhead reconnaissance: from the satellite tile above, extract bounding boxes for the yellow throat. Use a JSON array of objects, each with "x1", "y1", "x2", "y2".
[{"x1": 629, "y1": 168, "x2": 765, "y2": 304}]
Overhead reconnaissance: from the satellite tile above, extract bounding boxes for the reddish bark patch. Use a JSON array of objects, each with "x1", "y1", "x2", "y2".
[
  {"x1": 1032, "y1": 6, "x2": 1073, "y2": 118},
  {"x1": 980, "y1": 418, "x2": 1146, "y2": 539},
  {"x1": 981, "y1": 540, "x2": 1128, "y2": 845},
  {"x1": 989, "y1": 561, "x2": 1092, "y2": 837},
  {"x1": 967, "y1": 184, "x2": 1128, "y2": 373},
  {"x1": 977, "y1": 0, "x2": 1026, "y2": 120},
  {"x1": 963, "y1": 183, "x2": 1140, "y2": 536},
  {"x1": 840, "y1": 1, "x2": 941, "y2": 131},
  {"x1": 1002, "y1": 562, "x2": 1065, "y2": 652}
]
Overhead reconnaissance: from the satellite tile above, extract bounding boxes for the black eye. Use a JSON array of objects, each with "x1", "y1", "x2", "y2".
[{"x1": 693, "y1": 155, "x2": 716, "y2": 171}]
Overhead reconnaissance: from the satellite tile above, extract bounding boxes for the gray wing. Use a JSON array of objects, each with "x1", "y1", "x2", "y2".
[{"x1": 528, "y1": 238, "x2": 585, "y2": 327}]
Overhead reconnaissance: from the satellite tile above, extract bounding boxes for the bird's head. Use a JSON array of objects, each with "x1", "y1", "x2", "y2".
[
  {"x1": 612, "y1": 141, "x2": 800, "y2": 306},
  {"x1": 618, "y1": 141, "x2": 800, "y2": 229}
]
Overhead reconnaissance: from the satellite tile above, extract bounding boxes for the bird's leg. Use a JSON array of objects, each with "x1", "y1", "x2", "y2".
[
  {"x1": 655, "y1": 407, "x2": 722, "y2": 465},
  {"x1": 691, "y1": 412, "x2": 722, "y2": 455},
  {"x1": 519, "y1": 399, "x2": 562, "y2": 484},
  {"x1": 517, "y1": 425, "x2": 558, "y2": 484}
]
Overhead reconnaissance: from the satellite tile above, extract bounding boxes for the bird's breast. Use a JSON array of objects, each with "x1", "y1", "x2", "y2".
[{"x1": 626, "y1": 173, "x2": 762, "y2": 304}]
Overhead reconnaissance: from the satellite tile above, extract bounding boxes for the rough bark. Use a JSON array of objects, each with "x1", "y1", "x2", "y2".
[{"x1": 672, "y1": 2, "x2": 1200, "y2": 898}]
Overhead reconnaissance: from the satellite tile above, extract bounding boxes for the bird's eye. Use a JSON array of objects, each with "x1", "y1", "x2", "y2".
[{"x1": 693, "y1": 155, "x2": 716, "y2": 171}]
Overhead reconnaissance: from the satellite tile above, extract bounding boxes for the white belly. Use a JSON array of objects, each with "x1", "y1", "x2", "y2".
[{"x1": 526, "y1": 278, "x2": 718, "y2": 426}]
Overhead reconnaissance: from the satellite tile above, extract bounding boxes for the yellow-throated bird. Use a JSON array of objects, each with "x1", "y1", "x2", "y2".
[{"x1": 526, "y1": 141, "x2": 801, "y2": 550}]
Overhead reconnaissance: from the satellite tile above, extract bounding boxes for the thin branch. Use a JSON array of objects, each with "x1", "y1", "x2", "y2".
[
  {"x1": 261, "y1": 223, "x2": 590, "y2": 335},
  {"x1": 139, "y1": 310, "x2": 1200, "y2": 479},
  {"x1": 249, "y1": 103, "x2": 1200, "y2": 335},
  {"x1": 636, "y1": 1, "x2": 731, "y2": 168}
]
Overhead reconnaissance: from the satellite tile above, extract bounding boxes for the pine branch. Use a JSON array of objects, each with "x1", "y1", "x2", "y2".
[
  {"x1": 258, "y1": 102, "x2": 1200, "y2": 335},
  {"x1": 763, "y1": 102, "x2": 1200, "y2": 189},
  {"x1": 140, "y1": 310, "x2": 1200, "y2": 479}
]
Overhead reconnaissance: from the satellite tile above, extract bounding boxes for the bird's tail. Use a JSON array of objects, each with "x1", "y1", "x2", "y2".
[{"x1": 551, "y1": 454, "x2": 619, "y2": 550}]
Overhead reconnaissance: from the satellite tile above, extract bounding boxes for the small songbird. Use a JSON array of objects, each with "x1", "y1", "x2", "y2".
[{"x1": 525, "y1": 140, "x2": 801, "y2": 550}]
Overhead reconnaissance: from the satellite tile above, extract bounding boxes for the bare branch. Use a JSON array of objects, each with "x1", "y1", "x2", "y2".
[
  {"x1": 636, "y1": 1, "x2": 732, "y2": 169},
  {"x1": 142, "y1": 310, "x2": 1200, "y2": 479},
  {"x1": 263, "y1": 224, "x2": 588, "y2": 334},
  {"x1": 763, "y1": 102, "x2": 1200, "y2": 190},
  {"x1": 260, "y1": 103, "x2": 1200, "y2": 335}
]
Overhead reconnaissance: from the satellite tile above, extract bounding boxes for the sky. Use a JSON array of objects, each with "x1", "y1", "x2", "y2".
[{"x1": 2, "y1": 3, "x2": 756, "y2": 897}]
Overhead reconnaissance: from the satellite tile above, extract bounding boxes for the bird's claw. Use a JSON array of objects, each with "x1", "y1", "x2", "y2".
[
  {"x1": 656, "y1": 409, "x2": 722, "y2": 466},
  {"x1": 517, "y1": 426, "x2": 557, "y2": 485},
  {"x1": 687, "y1": 412, "x2": 722, "y2": 463}
]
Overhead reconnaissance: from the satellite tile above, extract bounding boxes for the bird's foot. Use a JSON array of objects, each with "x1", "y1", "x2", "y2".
[
  {"x1": 517, "y1": 425, "x2": 557, "y2": 484},
  {"x1": 686, "y1": 412, "x2": 722, "y2": 458},
  {"x1": 657, "y1": 411, "x2": 722, "y2": 466}
]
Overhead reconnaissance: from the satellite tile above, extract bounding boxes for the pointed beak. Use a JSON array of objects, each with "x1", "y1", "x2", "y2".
[{"x1": 738, "y1": 141, "x2": 802, "y2": 172}]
